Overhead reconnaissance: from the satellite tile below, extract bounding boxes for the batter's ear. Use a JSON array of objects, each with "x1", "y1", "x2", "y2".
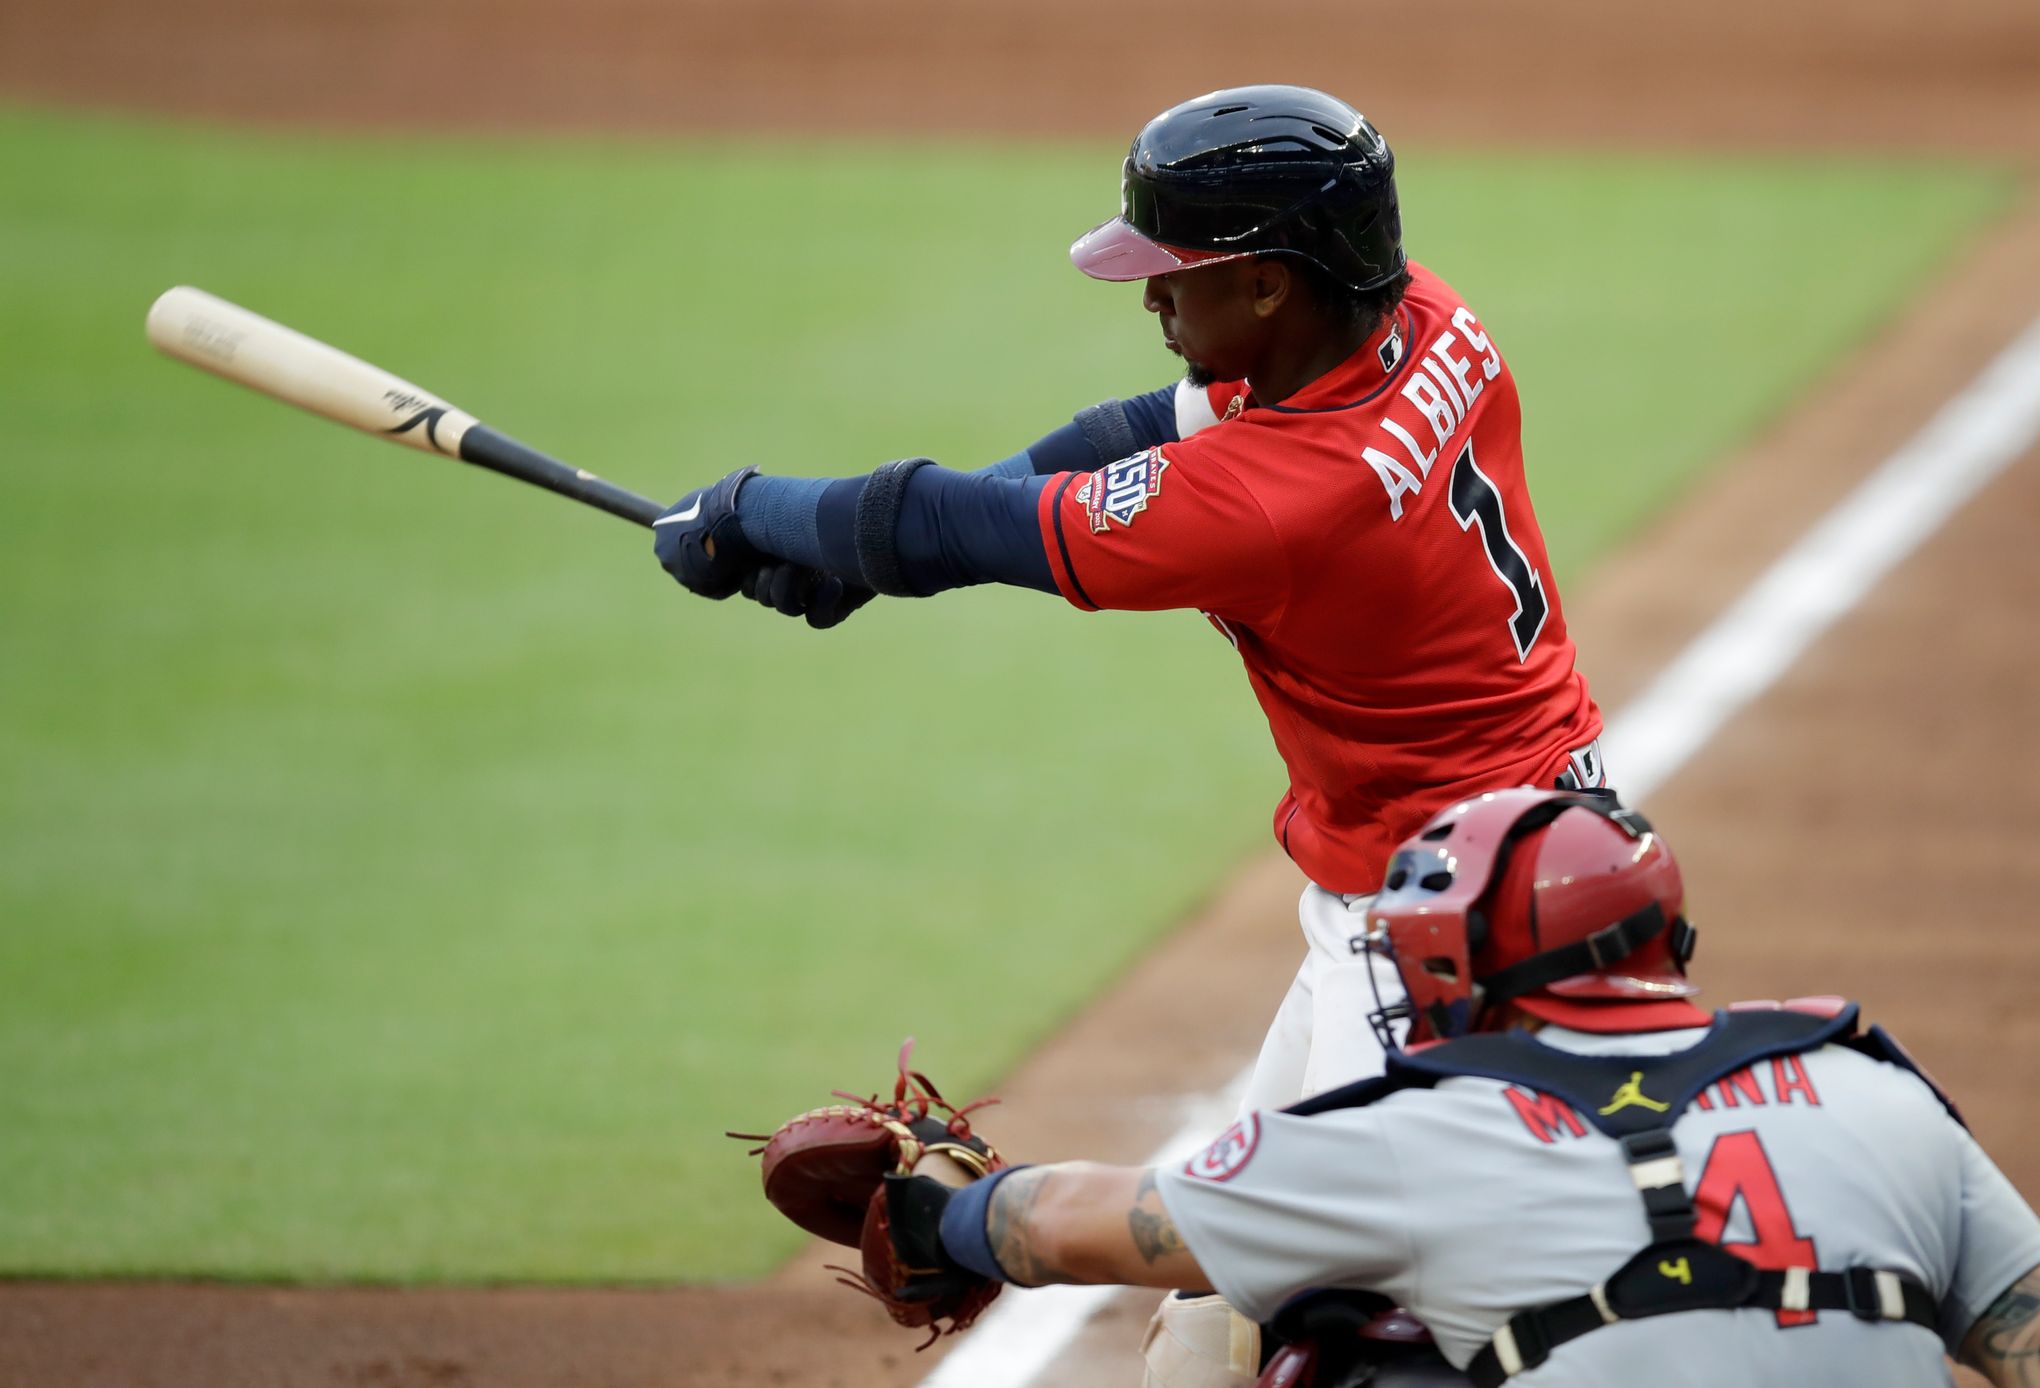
[{"x1": 1249, "y1": 257, "x2": 1294, "y2": 319}]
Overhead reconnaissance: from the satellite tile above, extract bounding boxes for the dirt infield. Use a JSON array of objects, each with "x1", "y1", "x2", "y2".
[
  {"x1": 4, "y1": 4, "x2": 2040, "y2": 1385},
  {"x1": 4, "y1": 0, "x2": 2038, "y2": 152}
]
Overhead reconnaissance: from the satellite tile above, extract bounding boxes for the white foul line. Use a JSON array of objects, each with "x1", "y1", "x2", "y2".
[
  {"x1": 1605, "y1": 312, "x2": 2040, "y2": 801},
  {"x1": 918, "y1": 310, "x2": 2040, "y2": 1388}
]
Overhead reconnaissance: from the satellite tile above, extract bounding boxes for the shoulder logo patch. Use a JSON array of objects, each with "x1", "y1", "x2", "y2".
[
  {"x1": 1378, "y1": 317, "x2": 1405, "y2": 374},
  {"x1": 1183, "y1": 1114, "x2": 1261, "y2": 1182},
  {"x1": 1076, "y1": 448, "x2": 1169, "y2": 533}
]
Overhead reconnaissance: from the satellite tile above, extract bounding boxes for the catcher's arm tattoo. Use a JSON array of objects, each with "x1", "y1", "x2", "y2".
[
  {"x1": 1129, "y1": 1169, "x2": 1188, "y2": 1265},
  {"x1": 984, "y1": 1163, "x2": 1211, "y2": 1291},
  {"x1": 987, "y1": 1167, "x2": 1080, "y2": 1286},
  {"x1": 1963, "y1": 1264, "x2": 2040, "y2": 1388}
]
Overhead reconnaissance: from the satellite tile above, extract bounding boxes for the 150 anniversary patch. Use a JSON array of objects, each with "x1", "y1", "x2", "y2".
[{"x1": 1076, "y1": 448, "x2": 1169, "y2": 532}]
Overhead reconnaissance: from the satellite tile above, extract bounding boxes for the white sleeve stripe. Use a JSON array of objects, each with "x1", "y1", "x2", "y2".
[
  {"x1": 1173, "y1": 377, "x2": 1222, "y2": 438},
  {"x1": 1589, "y1": 1281, "x2": 1618, "y2": 1325}
]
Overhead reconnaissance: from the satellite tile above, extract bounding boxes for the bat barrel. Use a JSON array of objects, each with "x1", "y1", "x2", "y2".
[
  {"x1": 146, "y1": 286, "x2": 665, "y2": 530},
  {"x1": 146, "y1": 287, "x2": 481, "y2": 457}
]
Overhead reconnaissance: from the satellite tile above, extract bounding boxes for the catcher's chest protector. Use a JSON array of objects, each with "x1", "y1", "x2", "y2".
[{"x1": 1289, "y1": 1005, "x2": 1953, "y2": 1387}]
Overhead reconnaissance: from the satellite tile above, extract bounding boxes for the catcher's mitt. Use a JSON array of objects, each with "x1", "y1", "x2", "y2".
[{"x1": 730, "y1": 1040, "x2": 1006, "y2": 1345}]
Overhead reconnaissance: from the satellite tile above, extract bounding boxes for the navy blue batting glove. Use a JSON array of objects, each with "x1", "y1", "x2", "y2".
[
  {"x1": 653, "y1": 466, "x2": 760, "y2": 600},
  {"x1": 738, "y1": 561, "x2": 878, "y2": 630},
  {"x1": 804, "y1": 574, "x2": 877, "y2": 630}
]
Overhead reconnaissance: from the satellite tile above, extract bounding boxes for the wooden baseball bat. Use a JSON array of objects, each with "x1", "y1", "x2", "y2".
[{"x1": 144, "y1": 286, "x2": 664, "y2": 528}]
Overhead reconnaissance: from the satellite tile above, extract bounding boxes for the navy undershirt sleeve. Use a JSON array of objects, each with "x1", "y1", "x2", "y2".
[
  {"x1": 1005, "y1": 421, "x2": 1094, "y2": 476},
  {"x1": 815, "y1": 477, "x2": 863, "y2": 576},
  {"x1": 735, "y1": 474, "x2": 832, "y2": 564},
  {"x1": 894, "y1": 468, "x2": 1056, "y2": 593},
  {"x1": 1119, "y1": 383, "x2": 1181, "y2": 448},
  {"x1": 973, "y1": 450, "x2": 1038, "y2": 481},
  {"x1": 968, "y1": 383, "x2": 1183, "y2": 479},
  {"x1": 808, "y1": 468, "x2": 1054, "y2": 594},
  {"x1": 734, "y1": 383, "x2": 1182, "y2": 597}
]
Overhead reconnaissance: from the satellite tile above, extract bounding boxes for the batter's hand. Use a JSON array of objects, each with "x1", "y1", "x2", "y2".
[
  {"x1": 739, "y1": 561, "x2": 878, "y2": 630},
  {"x1": 653, "y1": 466, "x2": 760, "y2": 600}
]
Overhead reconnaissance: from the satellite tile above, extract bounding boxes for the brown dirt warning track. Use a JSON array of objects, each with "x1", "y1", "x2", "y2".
[{"x1": 3, "y1": 2, "x2": 2039, "y2": 1384}]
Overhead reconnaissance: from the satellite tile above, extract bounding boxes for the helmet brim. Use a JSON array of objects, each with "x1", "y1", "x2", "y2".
[
  {"x1": 1069, "y1": 218, "x2": 1255, "y2": 282},
  {"x1": 1517, "y1": 994, "x2": 1713, "y2": 1034},
  {"x1": 1544, "y1": 969, "x2": 1700, "y2": 1003}
]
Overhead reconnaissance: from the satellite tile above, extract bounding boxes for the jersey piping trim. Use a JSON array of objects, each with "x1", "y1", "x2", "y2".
[
  {"x1": 1047, "y1": 471, "x2": 1100, "y2": 611},
  {"x1": 1260, "y1": 306, "x2": 1416, "y2": 415}
]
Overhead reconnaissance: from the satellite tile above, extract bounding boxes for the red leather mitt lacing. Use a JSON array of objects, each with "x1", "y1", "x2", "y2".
[{"x1": 730, "y1": 1039, "x2": 1006, "y2": 1345}]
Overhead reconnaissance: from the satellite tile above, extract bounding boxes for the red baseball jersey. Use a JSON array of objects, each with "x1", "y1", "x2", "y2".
[{"x1": 1035, "y1": 263, "x2": 1601, "y2": 893}]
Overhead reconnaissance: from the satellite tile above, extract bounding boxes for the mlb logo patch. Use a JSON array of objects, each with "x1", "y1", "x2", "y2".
[
  {"x1": 1378, "y1": 318, "x2": 1405, "y2": 374},
  {"x1": 1078, "y1": 448, "x2": 1169, "y2": 533}
]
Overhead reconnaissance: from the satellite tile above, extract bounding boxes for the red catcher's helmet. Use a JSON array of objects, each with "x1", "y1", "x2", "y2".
[{"x1": 1366, "y1": 789, "x2": 1704, "y2": 1045}]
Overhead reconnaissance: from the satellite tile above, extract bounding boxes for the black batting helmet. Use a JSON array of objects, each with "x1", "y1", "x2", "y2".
[{"x1": 1071, "y1": 85, "x2": 1405, "y2": 293}]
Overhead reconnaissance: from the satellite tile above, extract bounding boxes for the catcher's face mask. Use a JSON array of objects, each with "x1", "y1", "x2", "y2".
[{"x1": 1365, "y1": 788, "x2": 1703, "y2": 1048}]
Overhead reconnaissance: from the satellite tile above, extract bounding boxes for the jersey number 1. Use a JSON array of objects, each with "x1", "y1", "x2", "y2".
[
  {"x1": 1448, "y1": 443, "x2": 1549, "y2": 661},
  {"x1": 1692, "y1": 1130, "x2": 1820, "y2": 1327}
]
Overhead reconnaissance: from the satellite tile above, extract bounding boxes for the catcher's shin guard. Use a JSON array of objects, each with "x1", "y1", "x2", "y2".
[{"x1": 1142, "y1": 1292, "x2": 1260, "y2": 1388}]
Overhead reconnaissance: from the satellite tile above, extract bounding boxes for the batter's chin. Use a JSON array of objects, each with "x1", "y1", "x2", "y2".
[{"x1": 1183, "y1": 361, "x2": 1217, "y2": 389}]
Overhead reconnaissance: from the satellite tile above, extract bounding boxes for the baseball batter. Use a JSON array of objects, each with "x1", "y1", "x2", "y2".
[
  {"x1": 751, "y1": 790, "x2": 2040, "y2": 1387},
  {"x1": 656, "y1": 84, "x2": 1600, "y2": 1096},
  {"x1": 657, "y1": 86, "x2": 1604, "y2": 1381}
]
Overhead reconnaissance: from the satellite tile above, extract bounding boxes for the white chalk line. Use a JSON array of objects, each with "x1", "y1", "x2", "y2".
[
  {"x1": 1606, "y1": 312, "x2": 2040, "y2": 800},
  {"x1": 919, "y1": 310, "x2": 2040, "y2": 1388}
]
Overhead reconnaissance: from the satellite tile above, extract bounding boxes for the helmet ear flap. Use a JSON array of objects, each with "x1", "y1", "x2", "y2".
[{"x1": 1466, "y1": 907, "x2": 1490, "y2": 955}]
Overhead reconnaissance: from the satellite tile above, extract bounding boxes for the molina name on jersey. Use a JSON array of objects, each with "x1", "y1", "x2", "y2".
[
  {"x1": 1036, "y1": 264, "x2": 1601, "y2": 893},
  {"x1": 1154, "y1": 1021, "x2": 2040, "y2": 1384}
]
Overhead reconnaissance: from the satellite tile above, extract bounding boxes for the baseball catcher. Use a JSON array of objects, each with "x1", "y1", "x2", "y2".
[{"x1": 741, "y1": 791, "x2": 2040, "y2": 1387}]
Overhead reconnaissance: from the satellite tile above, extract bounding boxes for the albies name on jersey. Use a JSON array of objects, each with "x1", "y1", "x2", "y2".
[{"x1": 1362, "y1": 306, "x2": 1503, "y2": 521}]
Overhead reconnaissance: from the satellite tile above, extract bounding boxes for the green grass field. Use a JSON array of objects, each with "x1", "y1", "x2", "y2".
[{"x1": 0, "y1": 107, "x2": 2012, "y2": 1282}]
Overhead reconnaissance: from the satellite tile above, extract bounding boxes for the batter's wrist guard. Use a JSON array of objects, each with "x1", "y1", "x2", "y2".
[
  {"x1": 854, "y1": 457, "x2": 935, "y2": 597},
  {"x1": 1073, "y1": 398, "x2": 1139, "y2": 465}
]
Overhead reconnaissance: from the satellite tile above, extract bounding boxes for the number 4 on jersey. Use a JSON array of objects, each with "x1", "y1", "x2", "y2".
[
  {"x1": 1448, "y1": 443, "x2": 1549, "y2": 661},
  {"x1": 1693, "y1": 1130, "x2": 1821, "y2": 1327}
]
